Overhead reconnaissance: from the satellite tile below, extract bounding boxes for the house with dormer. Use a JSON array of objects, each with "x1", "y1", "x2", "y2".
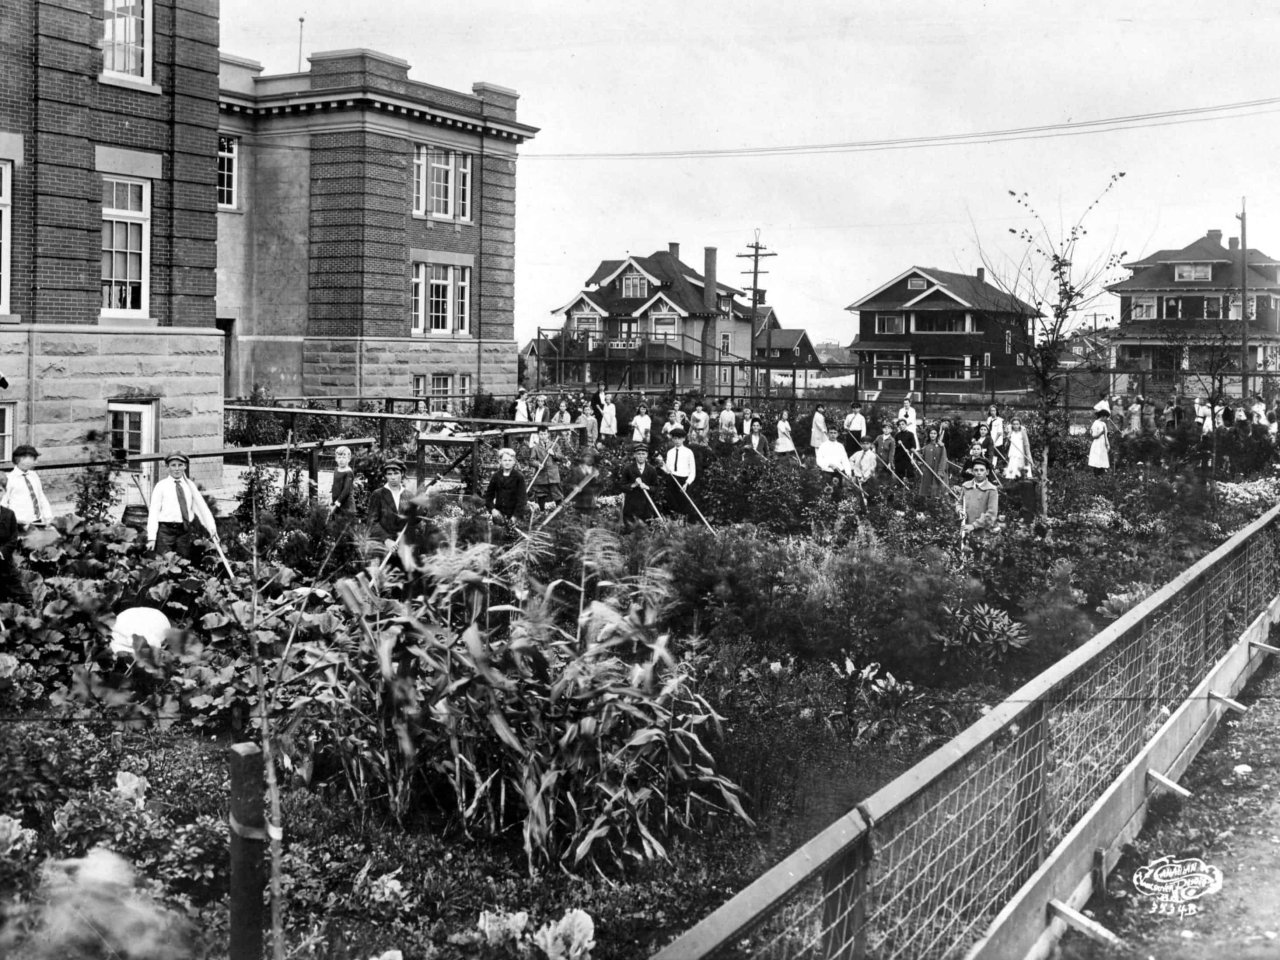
[
  {"x1": 845, "y1": 267, "x2": 1037, "y2": 396},
  {"x1": 1105, "y1": 228, "x2": 1280, "y2": 383},
  {"x1": 540, "y1": 243, "x2": 754, "y2": 390}
]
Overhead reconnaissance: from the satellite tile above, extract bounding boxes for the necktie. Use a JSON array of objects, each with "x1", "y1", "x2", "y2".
[
  {"x1": 22, "y1": 473, "x2": 41, "y2": 523},
  {"x1": 175, "y1": 480, "x2": 191, "y2": 525}
]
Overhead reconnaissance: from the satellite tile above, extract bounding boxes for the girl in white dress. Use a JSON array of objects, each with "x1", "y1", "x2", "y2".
[
  {"x1": 774, "y1": 408, "x2": 797, "y2": 459},
  {"x1": 1088, "y1": 410, "x2": 1110, "y2": 474},
  {"x1": 630, "y1": 402, "x2": 652, "y2": 445},
  {"x1": 810, "y1": 403, "x2": 830, "y2": 451}
]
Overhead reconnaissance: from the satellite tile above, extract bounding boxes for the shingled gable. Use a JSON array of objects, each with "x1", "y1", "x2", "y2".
[
  {"x1": 574, "y1": 249, "x2": 736, "y2": 316},
  {"x1": 1109, "y1": 229, "x2": 1280, "y2": 296}
]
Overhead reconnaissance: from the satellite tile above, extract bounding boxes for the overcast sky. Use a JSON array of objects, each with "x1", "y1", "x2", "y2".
[{"x1": 220, "y1": 0, "x2": 1280, "y2": 346}]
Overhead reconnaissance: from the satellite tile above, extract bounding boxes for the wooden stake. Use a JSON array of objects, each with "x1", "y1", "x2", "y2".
[
  {"x1": 1047, "y1": 899, "x2": 1122, "y2": 948},
  {"x1": 1146, "y1": 769, "x2": 1192, "y2": 799},
  {"x1": 228, "y1": 743, "x2": 266, "y2": 960}
]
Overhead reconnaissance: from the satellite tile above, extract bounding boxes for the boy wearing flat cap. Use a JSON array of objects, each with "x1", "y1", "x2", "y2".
[
  {"x1": 2, "y1": 444, "x2": 54, "y2": 529},
  {"x1": 661, "y1": 426, "x2": 697, "y2": 521},
  {"x1": 960, "y1": 458, "x2": 999, "y2": 534},
  {"x1": 367, "y1": 458, "x2": 410, "y2": 543},
  {"x1": 147, "y1": 452, "x2": 218, "y2": 561}
]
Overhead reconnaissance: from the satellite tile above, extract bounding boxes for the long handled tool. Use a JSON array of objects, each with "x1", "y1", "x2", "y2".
[
  {"x1": 666, "y1": 470, "x2": 716, "y2": 535},
  {"x1": 871, "y1": 446, "x2": 911, "y2": 490},
  {"x1": 906, "y1": 444, "x2": 962, "y2": 504},
  {"x1": 534, "y1": 469, "x2": 597, "y2": 531}
]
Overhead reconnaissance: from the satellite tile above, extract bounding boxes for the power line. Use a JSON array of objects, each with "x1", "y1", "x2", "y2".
[{"x1": 525, "y1": 95, "x2": 1280, "y2": 160}]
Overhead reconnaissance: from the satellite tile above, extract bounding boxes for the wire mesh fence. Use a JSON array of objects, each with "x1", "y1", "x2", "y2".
[{"x1": 656, "y1": 506, "x2": 1280, "y2": 960}]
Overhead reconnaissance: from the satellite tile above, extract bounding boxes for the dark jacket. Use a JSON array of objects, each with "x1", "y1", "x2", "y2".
[
  {"x1": 330, "y1": 469, "x2": 355, "y2": 517},
  {"x1": 0, "y1": 505, "x2": 18, "y2": 561},
  {"x1": 366, "y1": 486, "x2": 408, "y2": 541},
  {"x1": 485, "y1": 469, "x2": 528, "y2": 520},
  {"x1": 619, "y1": 461, "x2": 659, "y2": 521}
]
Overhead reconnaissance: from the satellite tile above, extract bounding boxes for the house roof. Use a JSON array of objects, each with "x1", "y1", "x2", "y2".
[
  {"x1": 1123, "y1": 232, "x2": 1280, "y2": 269},
  {"x1": 847, "y1": 266, "x2": 1039, "y2": 316},
  {"x1": 1108, "y1": 261, "x2": 1280, "y2": 293},
  {"x1": 563, "y1": 249, "x2": 741, "y2": 318}
]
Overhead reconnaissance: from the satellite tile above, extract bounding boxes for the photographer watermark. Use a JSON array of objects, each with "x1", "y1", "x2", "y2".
[{"x1": 1133, "y1": 855, "x2": 1223, "y2": 918}]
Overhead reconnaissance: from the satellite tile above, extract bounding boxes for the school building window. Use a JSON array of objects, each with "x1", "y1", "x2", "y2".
[
  {"x1": 0, "y1": 161, "x2": 10, "y2": 315},
  {"x1": 108, "y1": 399, "x2": 157, "y2": 481},
  {"x1": 411, "y1": 262, "x2": 471, "y2": 335},
  {"x1": 413, "y1": 147, "x2": 471, "y2": 220},
  {"x1": 101, "y1": 176, "x2": 150, "y2": 316},
  {"x1": 0, "y1": 402, "x2": 14, "y2": 462},
  {"x1": 102, "y1": 0, "x2": 152, "y2": 82},
  {"x1": 217, "y1": 136, "x2": 238, "y2": 208}
]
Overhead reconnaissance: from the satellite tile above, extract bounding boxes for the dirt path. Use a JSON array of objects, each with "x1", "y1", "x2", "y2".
[{"x1": 1062, "y1": 656, "x2": 1280, "y2": 959}]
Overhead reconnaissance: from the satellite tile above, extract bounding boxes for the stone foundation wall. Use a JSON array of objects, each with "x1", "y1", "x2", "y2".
[
  {"x1": 303, "y1": 336, "x2": 518, "y2": 399},
  {"x1": 0, "y1": 325, "x2": 225, "y2": 487}
]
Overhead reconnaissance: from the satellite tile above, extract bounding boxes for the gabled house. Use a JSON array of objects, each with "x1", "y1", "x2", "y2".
[
  {"x1": 845, "y1": 267, "x2": 1037, "y2": 396},
  {"x1": 541, "y1": 244, "x2": 754, "y2": 391},
  {"x1": 1105, "y1": 228, "x2": 1280, "y2": 385},
  {"x1": 747, "y1": 306, "x2": 823, "y2": 372}
]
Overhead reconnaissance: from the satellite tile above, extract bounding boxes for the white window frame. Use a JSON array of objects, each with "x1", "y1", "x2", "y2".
[
  {"x1": 429, "y1": 374, "x2": 452, "y2": 412},
  {"x1": 717, "y1": 295, "x2": 731, "y2": 313},
  {"x1": 692, "y1": 362, "x2": 702, "y2": 381},
  {"x1": 101, "y1": 0, "x2": 153, "y2": 83},
  {"x1": 1016, "y1": 352, "x2": 1026, "y2": 366},
  {"x1": 907, "y1": 278, "x2": 927, "y2": 290},
  {"x1": 413, "y1": 147, "x2": 471, "y2": 221},
  {"x1": 107, "y1": 399, "x2": 157, "y2": 484},
  {"x1": 872, "y1": 352, "x2": 908, "y2": 379},
  {"x1": 0, "y1": 402, "x2": 14, "y2": 463},
  {"x1": 875, "y1": 313, "x2": 904, "y2": 335},
  {"x1": 982, "y1": 352, "x2": 992, "y2": 367},
  {"x1": 621, "y1": 272, "x2": 647, "y2": 299},
  {"x1": 1205, "y1": 295, "x2": 1222, "y2": 321},
  {"x1": 411, "y1": 262, "x2": 471, "y2": 335},
  {"x1": 1164, "y1": 298, "x2": 1180, "y2": 320},
  {"x1": 717, "y1": 365, "x2": 730, "y2": 385},
  {"x1": 1004, "y1": 329, "x2": 1012, "y2": 354},
  {"x1": 458, "y1": 373, "x2": 472, "y2": 403},
  {"x1": 1174, "y1": 263, "x2": 1212, "y2": 282},
  {"x1": 412, "y1": 374, "x2": 426, "y2": 401},
  {"x1": 217, "y1": 135, "x2": 238, "y2": 209},
  {"x1": 0, "y1": 162, "x2": 10, "y2": 315},
  {"x1": 100, "y1": 175, "x2": 150, "y2": 319},
  {"x1": 651, "y1": 313, "x2": 678, "y2": 340},
  {"x1": 719, "y1": 332, "x2": 730, "y2": 356},
  {"x1": 1131, "y1": 297, "x2": 1157, "y2": 320}
]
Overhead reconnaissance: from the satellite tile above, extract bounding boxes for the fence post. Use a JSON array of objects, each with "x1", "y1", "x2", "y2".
[
  {"x1": 228, "y1": 742, "x2": 266, "y2": 960},
  {"x1": 822, "y1": 830, "x2": 871, "y2": 960},
  {"x1": 379, "y1": 398, "x2": 392, "y2": 450},
  {"x1": 1011, "y1": 703, "x2": 1049, "y2": 885},
  {"x1": 416, "y1": 438, "x2": 427, "y2": 490},
  {"x1": 307, "y1": 445, "x2": 319, "y2": 502},
  {"x1": 470, "y1": 438, "x2": 481, "y2": 494}
]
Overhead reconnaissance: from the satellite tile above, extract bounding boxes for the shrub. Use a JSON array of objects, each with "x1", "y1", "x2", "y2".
[{"x1": 934, "y1": 602, "x2": 1029, "y2": 669}]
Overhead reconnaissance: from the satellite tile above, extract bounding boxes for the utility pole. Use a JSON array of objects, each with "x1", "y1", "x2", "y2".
[
  {"x1": 737, "y1": 231, "x2": 777, "y2": 396},
  {"x1": 1238, "y1": 197, "x2": 1249, "y2": 401}
]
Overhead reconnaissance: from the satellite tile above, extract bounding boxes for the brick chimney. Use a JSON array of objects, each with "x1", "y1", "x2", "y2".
[
  {"x1": 976, "y1": 267, "x2": 985, "y2": 283},
  {"x1": 703, "y1": 247, "x2": 717, "y2": 312},
  {"x1": 669, "y1": 242, "x2": 680, "y2": 260},
  {"x1": 1229, "y1": 237, "x2": 1240, "y2": 251},
  {"x1": 1207, "y1": 228, "x2": 1223, "y2": 245}
]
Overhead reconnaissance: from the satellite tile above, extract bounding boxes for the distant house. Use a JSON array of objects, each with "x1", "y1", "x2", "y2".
[
  {"x1": 541, "y1": 244, "x2": 754, "y2": 391},
  {"x1": 845, "y1": 267, "x2": 1037, "y2": 396},
  {"x1": 1105, "y1": 228, "x2": 1280, "y2": 386},
  {"x1": 748, "y1": 308, "x2": 824, "y2": 373}
]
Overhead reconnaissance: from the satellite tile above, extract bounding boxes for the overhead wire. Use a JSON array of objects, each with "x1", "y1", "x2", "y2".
[{"x1": 524, "y1": 96, "x2": 1280, "y2": 160}]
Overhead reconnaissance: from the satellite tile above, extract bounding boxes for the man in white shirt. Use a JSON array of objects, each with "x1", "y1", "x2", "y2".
[
  {"x1": 147, "y1": 453, "x2": 218, "y2": 561},
  {"x1": 661, "y1": 427, "x2": 697, "y2": 521},
  {"x1": 2, "y1": 444, "x2": 55, "y2": 529}
]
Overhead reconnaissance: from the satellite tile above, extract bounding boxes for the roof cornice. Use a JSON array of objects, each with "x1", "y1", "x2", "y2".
[{"x1": 218, "y1": 88, "x2": 538, "y2": 142}]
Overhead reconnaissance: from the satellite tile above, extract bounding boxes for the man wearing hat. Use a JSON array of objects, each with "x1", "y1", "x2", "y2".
[
  {"x1": 2, "y1": 444, "x2": 54, "y2": 529},
  {"x1": 147, "y1": 453, "x2": 218, "y2": 561},
  {"x1": 660, "y1": 426, "x2": 697, "y2": 521},
  {"x1": 960, "y1": 458, "x2": 999, "y2": 534},
  {"x1": 367, "y1": 458, "x2": 410, "y2": 543}
]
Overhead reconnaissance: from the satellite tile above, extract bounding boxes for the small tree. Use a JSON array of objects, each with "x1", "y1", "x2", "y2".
[{"x1": 977, "y1": 174, "x2": 1127, "y2": 521}]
